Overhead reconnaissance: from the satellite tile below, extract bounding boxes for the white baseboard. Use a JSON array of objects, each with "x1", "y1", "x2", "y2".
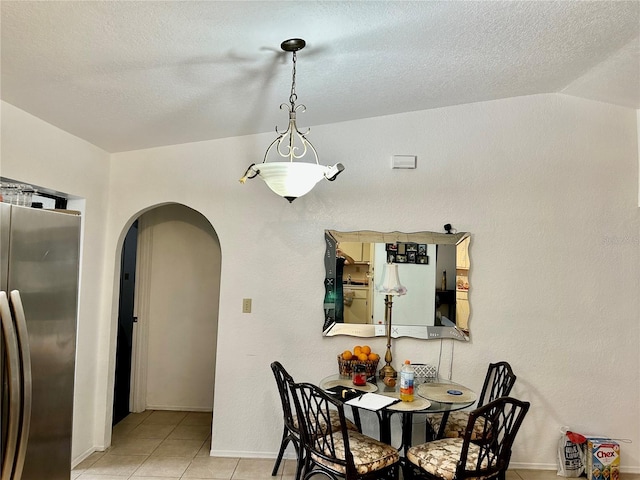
[
  {"x1": 78, "y1": 447, "x2": 640, "y2": 474},
  {"x1": 508, "y1": 462, "x2": 556, "y2": 470},
  {"x1": 501, "y1": 462, "x2": 639, "y2": 474},
  {"x1": 620, "y1": 467, "x2": 640, "y2": 474},
  {"x1": 207, "y1": 456, "x2": 640, "y2": 474},
  {"x1": 72, "y1": 447, "x2": 97, "y2": 468},
  {"x1": 144, "y1": 405, "x2": 213, "y2": 412},
  {"x1": 72, "y1": 445, "x2": 109, "y2": 468},
  {"x1": 210, "y1": 449, "x2": 295, "y2": 460}
]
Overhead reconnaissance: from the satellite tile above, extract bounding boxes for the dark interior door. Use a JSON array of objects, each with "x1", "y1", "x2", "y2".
[{"x1": 113, "y1": 221, "x2": 138, "y2": 425}]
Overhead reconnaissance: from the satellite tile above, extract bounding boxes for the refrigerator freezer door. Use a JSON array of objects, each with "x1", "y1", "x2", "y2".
[
  {"x1": 0, "y1": 291, "x2": 21, "y2": 480},
  {"x1": 9, "y1": 291, "x2": 32, "y2": 480},
  {"x1": 6, "y1": 206, "x2": 80, "y2": 480}
]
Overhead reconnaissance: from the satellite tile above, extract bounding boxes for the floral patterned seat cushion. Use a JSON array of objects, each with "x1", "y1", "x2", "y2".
[
  {"x1": 407, "y1": 438, "x2": 493, "y2": 480},
  {"x1": 311, "y1": 430, "x2": 399, "y2": 475},
  {"x1": 429, "y1": 412, "x2": 488, "y2": 439},
  {"x1": 293, "y1": 409, "x2": 359, "y2": 434}
]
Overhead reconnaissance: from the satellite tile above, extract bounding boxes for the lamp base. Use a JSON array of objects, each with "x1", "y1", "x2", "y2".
[{"x1": 379, "y1": 364, "x2": 397, "y2": 379}]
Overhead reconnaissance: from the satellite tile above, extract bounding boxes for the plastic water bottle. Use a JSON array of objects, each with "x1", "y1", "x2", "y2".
[{"x1": 400, "y1": 360, "x2": 414, "y2": 402}]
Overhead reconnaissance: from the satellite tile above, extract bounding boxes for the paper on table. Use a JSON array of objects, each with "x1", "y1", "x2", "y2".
[{"x1": 345, "y1": 392, "x2": 400, "y2": 411}]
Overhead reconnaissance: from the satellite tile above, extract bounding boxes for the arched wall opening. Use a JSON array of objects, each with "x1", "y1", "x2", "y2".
[{"x1": 108, "y1": 202, "x2": 222, "y2": 443}]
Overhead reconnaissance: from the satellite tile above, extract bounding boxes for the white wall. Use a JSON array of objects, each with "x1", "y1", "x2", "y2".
[
  {"x1": 2, "y1": 93, "x2": 639, "y2": 471},
  {"x1": 141, "y1": 204, "x2": 220, "y2": 411},
  {"x1": 100, "y1": 93, "x2": 639, "y2": 470},
  {"x1": 0, "y1": 101, "x2": 111, "y2": 462}
]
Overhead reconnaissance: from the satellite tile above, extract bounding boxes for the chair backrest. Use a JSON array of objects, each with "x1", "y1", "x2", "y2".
[
  {"x1": 478, "y1": 361, "x2": 517, "y2": 407},
  {"x1": 290, "y1": 382, "x2": 357, "y2": 478},
  {"x1": 270, "y1": 361, "x2": 298, "y2": 434},
  {"x1": 456, "y1": 396, "x2": 530, "y2": 480}
]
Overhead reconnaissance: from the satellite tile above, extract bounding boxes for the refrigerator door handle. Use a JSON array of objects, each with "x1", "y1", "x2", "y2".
[
  {"x1": 10, "y1": 290, "x2": 32, "y2": 480},
  {"x1": 0, "y1": 291, "x2": 22, "y2": 480}
]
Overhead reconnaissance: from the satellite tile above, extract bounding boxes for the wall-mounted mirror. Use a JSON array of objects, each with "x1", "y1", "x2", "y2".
[{"x1": 323, "y1": 230, "x2": 471, "y2": 340}]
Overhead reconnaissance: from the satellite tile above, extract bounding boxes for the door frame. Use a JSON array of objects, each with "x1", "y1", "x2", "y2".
[{"x1": 129, "y1": 214, "x2": 153, "y2": 413}]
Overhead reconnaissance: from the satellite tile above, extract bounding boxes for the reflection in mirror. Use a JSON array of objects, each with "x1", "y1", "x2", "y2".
[{"x1": 323, "y1": 230, "x2": 471, "y2": 341}]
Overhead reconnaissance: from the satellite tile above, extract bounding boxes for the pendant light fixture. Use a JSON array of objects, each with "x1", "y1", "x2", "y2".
[{"x1": 239, "y1": 38, "x2": 344, "y2": 202}]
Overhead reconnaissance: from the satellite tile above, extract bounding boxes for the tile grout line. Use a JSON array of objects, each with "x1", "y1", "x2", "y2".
[
  {"x1": 146, "y1": 414, "x2": 204, "y2": 480},
  {"x1": 79, "y1": 411, "x2": 206, "y2": 480}
]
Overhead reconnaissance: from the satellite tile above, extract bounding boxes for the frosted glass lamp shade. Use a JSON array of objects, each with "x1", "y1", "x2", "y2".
[
  {"x1": 377, "y1": 263, "x2": 407, "y2": 296},
  {"x1": 256, "y1": 162, "x2": 329, "y2": 202}
]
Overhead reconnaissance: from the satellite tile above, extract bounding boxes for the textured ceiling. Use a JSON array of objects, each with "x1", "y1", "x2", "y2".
[{"x1": 1, "y1": 1, "x2": 639, "y2": 153}]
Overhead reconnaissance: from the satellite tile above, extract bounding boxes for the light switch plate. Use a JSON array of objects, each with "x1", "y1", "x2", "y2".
[
  {"x1": 242, "y1": 298, "x2": 252, "y2": 313},
  {"x1": 392, "y1": 155, "x2": 417, "y2": 169}
]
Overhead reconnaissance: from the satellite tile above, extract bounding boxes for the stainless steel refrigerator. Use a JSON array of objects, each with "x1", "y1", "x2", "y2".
[{"x1": 1, "y1": 203, "x2": 80, "y2": 480}]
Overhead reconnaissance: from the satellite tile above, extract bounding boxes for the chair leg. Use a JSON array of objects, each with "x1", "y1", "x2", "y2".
[
  {"x1": 294, "y1": 443, "x2": 304, "y2": 480},
  {"x1": 350, "y1": 405, "x2": 362, "y2": 432},
  {"x1": 272, "y1": 427, "x2": 290, "y2": 476},
  {"x1": 402, "y1": 460, "x2": 415, "y2": 480},
  {"x1": 425, "y1": 416, "x2": 437, "y2": 442},
  {"x1": 300, "y1": 453, "x2": 314, "y2": 480}
]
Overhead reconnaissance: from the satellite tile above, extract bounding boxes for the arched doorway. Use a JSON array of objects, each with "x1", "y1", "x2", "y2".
[{"x1": 113, "y1": 203, "x2": 221, "y2": 426}]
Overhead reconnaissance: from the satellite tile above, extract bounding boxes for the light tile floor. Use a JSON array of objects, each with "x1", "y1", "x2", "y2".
[{"x1": 72, "y1": 411, "x2": 638, "y2": 479}]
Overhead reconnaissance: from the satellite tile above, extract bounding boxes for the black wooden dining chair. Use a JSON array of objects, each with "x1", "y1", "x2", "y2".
[
  {"x1": 405, "y1": 396, "x2": 530, "y2": 480},
  {"x1": 271, "y1": 361, "x2": 303, "y2": 479},
  {"x1": 271, "y1": 362, "x2": 360, "y2": 479},
  {"x1": 429, "y1": 361, "x2": 517, "y2": 439},
  {"x1": 291, "y1": 382, "x2": 400, "y2": 480}
]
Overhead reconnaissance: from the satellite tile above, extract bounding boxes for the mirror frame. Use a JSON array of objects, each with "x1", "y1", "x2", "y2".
[{"x1": 323, "y1": 230, "x2": 471, "y2": 341}]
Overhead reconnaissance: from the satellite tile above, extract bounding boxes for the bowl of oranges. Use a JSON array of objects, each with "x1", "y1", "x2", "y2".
[{"x1": 338, "y1": 345, "x2": 380, "y2": 378}]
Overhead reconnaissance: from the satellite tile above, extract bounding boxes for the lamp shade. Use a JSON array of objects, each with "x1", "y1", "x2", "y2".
[
  {"x1": 377, "y1": 263, "x2": 407, "y2": 296},
  {"x1": 256, "y1": 162, "x2": 329, "y2": 201}
]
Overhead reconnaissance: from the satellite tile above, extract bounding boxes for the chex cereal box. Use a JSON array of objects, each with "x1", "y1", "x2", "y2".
[{"x1": 586, "y1": 437, "x2": 620, "y2": 480}]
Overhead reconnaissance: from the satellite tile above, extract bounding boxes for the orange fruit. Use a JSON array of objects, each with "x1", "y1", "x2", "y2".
[
  {"x1": 361, "y1": 345, "x2": 371, "y2": 355},
  {"x1": 357, "y1": 353, "x2": 369, "y2": 362},
  {"x1": 353, "y1": 346, "x2": 362, "y2": 356},
  {"x1": 368, "y1": 353, "x2": 379, "y2": 362},
  {"x1": 342, "y1": 350, "x2": 353, "y2": 360}
]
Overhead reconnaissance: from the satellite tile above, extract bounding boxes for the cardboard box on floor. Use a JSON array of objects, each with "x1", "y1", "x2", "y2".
[{"x1": 585, "y1": 437, "x2": 620, "y2": 480}]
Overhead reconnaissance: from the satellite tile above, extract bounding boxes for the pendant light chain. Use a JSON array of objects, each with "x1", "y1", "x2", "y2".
[{"x1": 289, "y1": 51, "x2": 298, "y2": 109}]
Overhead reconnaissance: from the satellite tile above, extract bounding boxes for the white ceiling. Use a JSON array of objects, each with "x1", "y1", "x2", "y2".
[{"x1": 1, "y1": 1, "x2": 639, "y2": 153}]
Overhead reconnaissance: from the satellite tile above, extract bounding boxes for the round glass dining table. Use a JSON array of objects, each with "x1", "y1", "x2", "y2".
[{"x1": 319, "y1": 374, "x2": 476, "y2": 455}]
